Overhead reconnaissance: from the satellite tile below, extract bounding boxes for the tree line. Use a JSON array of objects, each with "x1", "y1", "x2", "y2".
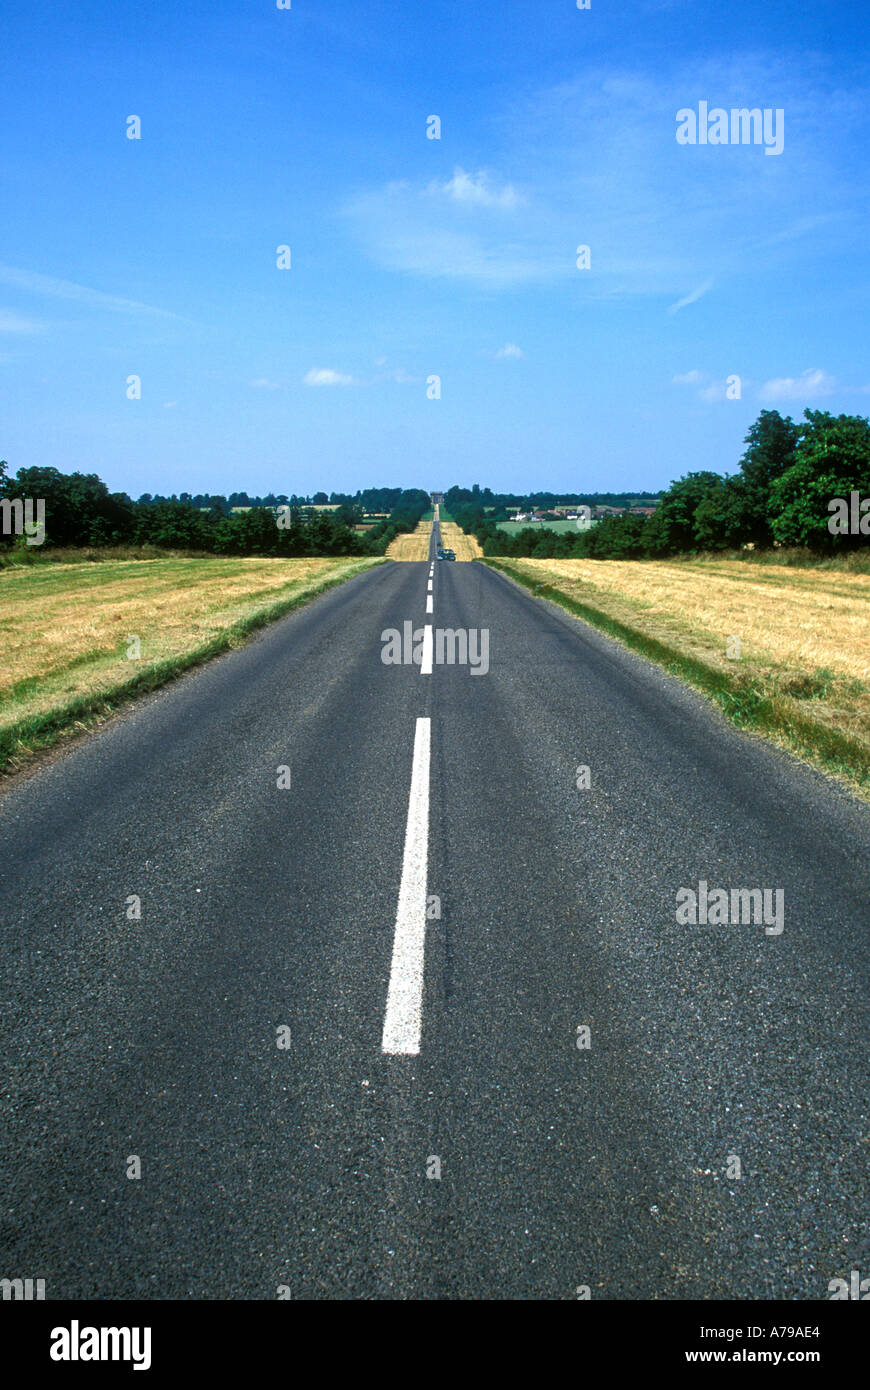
[
  {"x1": 451, "y1": 409, "x2": 870, "y2": 559},
  {"x1": 443, "y1": 484, "x2": 661, "y2": 517},
  {"x1": 0, "y1": 460, "x2": 429, "y2": 558}
]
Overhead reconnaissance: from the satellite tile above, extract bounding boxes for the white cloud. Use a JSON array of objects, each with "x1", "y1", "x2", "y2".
[
  {"x1": 667, "y1": 280, "x2": 714, "y2": 315},
  {"x1": 759, "y1": 367, "x2": 836, "y2": 401},
  {"x1": 495, "y1": 343, "x2": 524, "y2": 359},
  {"x1": 250, "y1": 378, "x2": 282, "y2": 390},
  {"x1": 0, "y1": 263, "x2": 185, "y2": 320},
  {"x1": 438, "y1": 168, "x2": 520, "y2": 210},
  {"x1": 304, "y1": 367, "x2": 355, "y2": 386},
  {"x1": 345, "y1": 169, "x2": 559, "y2": 288},
  {"x1": 672, "y1": 369, "x2": 744, "y2": 402}
]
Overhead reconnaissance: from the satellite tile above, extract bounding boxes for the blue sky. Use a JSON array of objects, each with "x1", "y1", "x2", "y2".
[{"x1": 2, "y1": 0, "x2": 869, "y2": 498}]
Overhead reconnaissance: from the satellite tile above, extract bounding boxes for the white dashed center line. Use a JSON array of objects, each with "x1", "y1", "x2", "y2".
[{"x1": 382, "y1": 717, "x2": 432, "y2": 1056}]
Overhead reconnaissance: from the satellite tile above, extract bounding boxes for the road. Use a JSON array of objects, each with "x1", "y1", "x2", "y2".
[{"x1": 1, "y1": 533, "x2": 868, "y2": 1300}]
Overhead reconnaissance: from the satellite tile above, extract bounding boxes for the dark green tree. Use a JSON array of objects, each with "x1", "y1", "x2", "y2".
[
  {"x1": 736, "y1": 410, "x2": 799, "y2": 546},
  {"x1": 771, "y1": 410, "x2": 870, "y2": 549}
]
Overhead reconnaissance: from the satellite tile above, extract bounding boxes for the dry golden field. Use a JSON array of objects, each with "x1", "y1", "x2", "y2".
[
  {"x1": 386, "y1": 519, "x2": 432, "y2": 560},
  {"x1": 0, "y1": 555, "x2": 379, "y2": 769},
  {"x1": 507, "y1": 557, "x2": 870, "y2": 680},
  {"x1": 437, "y1": 520, "x2": 483, "y2": 561},
  {"x1": 491, "y1": 555, "x2": 870, "y2": 788}
]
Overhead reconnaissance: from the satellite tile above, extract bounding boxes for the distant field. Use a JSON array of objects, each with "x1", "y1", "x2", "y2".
[
  {"x1": 487, "y1": 555, "x2": 870, "y2": 792},
  {"x1": 499, "y1": 519, "x2": 590, "y2": 535},
  {"x1": 437, "y1": 520, "x2": 482, "y2": 561},
  {"x1": 386, "y1": 519, "x2": 432, "y2": 560},
  {"x1": 0, "y1": 555, "x2": 381, "y2": 772}
]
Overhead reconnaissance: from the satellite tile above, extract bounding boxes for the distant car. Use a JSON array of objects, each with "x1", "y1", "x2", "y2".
[
  {"x1": 436, "y1": 548, "x2": 446, "y2": 559},
  {"x1": 443, "y1": 549, "x2": 456, "y2": 560}
]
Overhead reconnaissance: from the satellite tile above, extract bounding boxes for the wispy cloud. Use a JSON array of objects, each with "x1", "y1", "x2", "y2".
[
  {"x1": 667, "y1": 280, "x2": 714, "y2": 315},
  {"x1": 250, "y1": 378, "x2": 282, "y2": 390},
  {"x1": 0, "y1": 264, "x2": 186, "y2": 321},
  {"x1": 349, "y1": 46, "x2": 862, "y2": 297},
  {"x1": 440, "y1": 168, "x2": 520, "y2": 209},
  {"x1": 759, "y1": 367, "x2": 836, "y2": 401},
  {"x1": 495, "y1": 342, "x2": 525, "y2": 359},
  {"x1": 345, "y1": 167, "x2": 560, "y2": 288},
  {"x1": 672, "y1": 368, "x2": 746, "y2": 402},
  {"x1": 303, "y1": 367, "x2": 355, "y2": 386},
  {"x1": 348, "y1": 48, "x2": 856, "y2": 297}
]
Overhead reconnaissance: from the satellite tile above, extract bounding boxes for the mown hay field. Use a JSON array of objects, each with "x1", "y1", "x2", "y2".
[
  {"x1": 386, "y1": 520, "x2": 432, "y2": 560},
  {"x1": 437, "y1": 521, "x2": 483, "y2": 561},
  {"x1": 0, "y1": 555, "x2": 380, "y2": 770}
]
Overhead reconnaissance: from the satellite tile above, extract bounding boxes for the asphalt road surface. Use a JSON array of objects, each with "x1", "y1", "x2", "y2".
[{"x1": 1, "y1": 539, "x2": 868, "y2": 1299}]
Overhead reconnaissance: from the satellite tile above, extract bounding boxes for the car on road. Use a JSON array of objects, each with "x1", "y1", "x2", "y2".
[{"x1": 437, "y1": 549, "x2": 456, "y2": 560}]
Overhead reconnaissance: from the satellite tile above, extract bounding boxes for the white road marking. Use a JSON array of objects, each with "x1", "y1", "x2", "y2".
[
  {"x1": 420, "y1": 624, "x2": 433, "y2": 675},
  {"x1": 427, "y1": 578, "x2": 433, "y2": 591},
  {"x1": 426, "y1": 594, "x2": 433, "y2": 614},
  {"x1": 382, "y1": 717, "x2": 431, "y2": 1055}
]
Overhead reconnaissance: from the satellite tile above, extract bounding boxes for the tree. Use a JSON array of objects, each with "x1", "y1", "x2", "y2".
[
  {"x1": 642, "y1": 471, "x2": 721, "y2": 554},
  {"x1": 13, "y1": 466, "x2": 136, "y2": 546},
  {"x1": 771, "y1": 410, "x2": 870, "y2": 549},
  {"x1": 693, "y1": 475, "x2": 747, "y2": 551},
  {"x1": 736, "y1": 410, "x2": 799, "y2": 546}
]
